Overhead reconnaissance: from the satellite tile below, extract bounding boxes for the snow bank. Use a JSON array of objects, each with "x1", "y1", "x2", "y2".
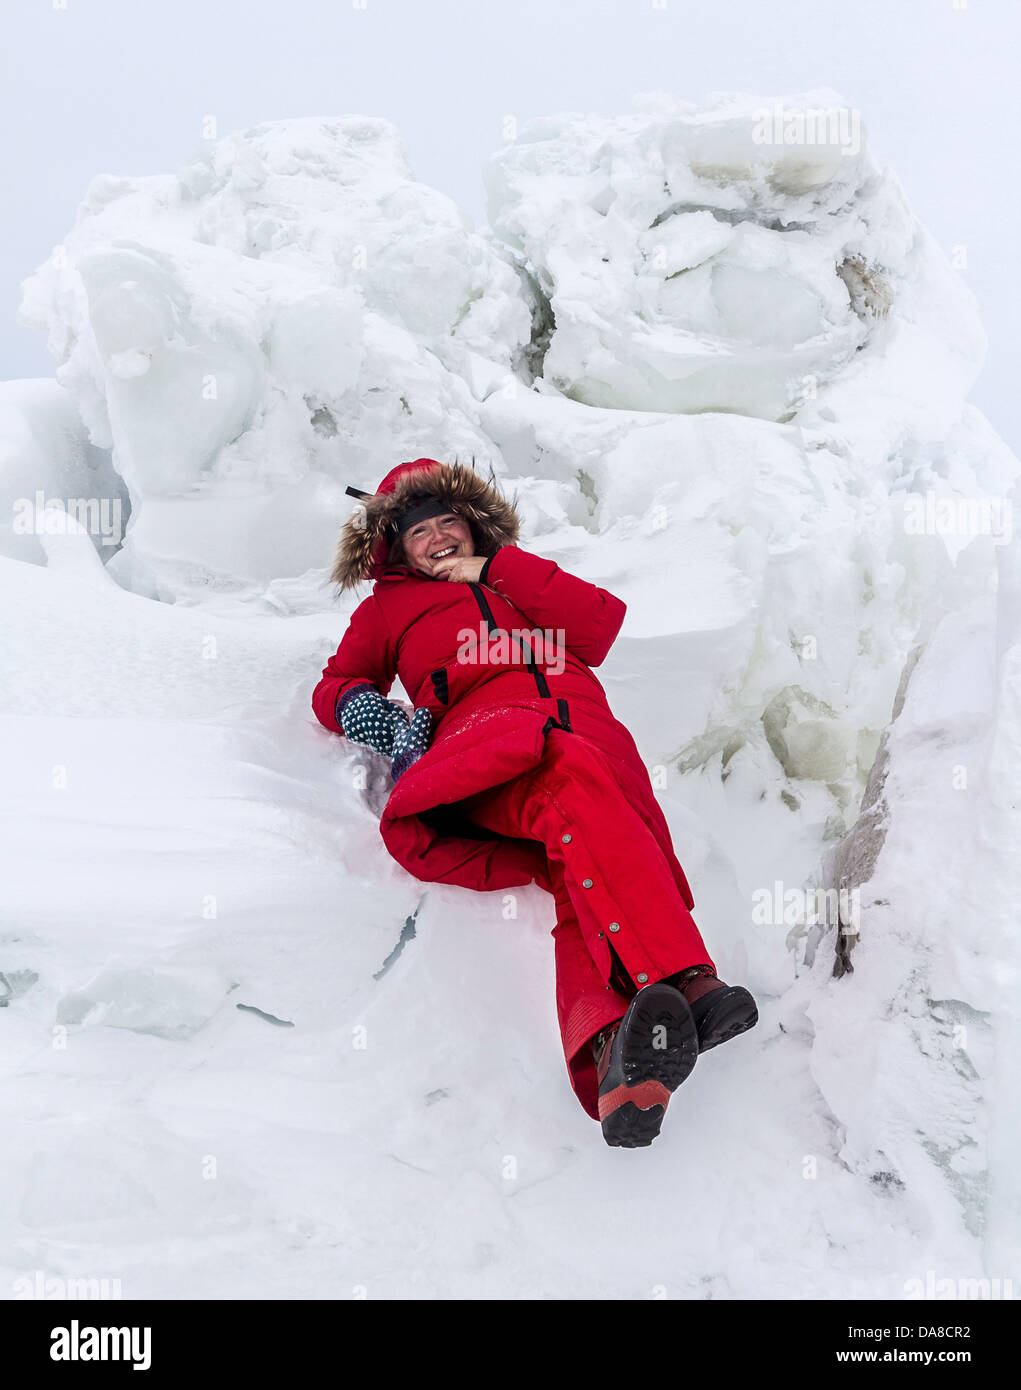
[
  {"x1": 0, "y1": 378, "x2": 127, "y2": 568},
  {"x1": 772, "y1": 554, "x2": 1019, "y2": 1288},
  {"x1": 4, "y1": 537, "x2": 1013, "y2": 1298},
  {"x1": 4, "y1": 93, "x2": 1020, "y2": 1297}
]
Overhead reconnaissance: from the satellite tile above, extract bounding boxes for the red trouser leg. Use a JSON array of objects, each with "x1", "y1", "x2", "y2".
[
  {"x1": 549, "y1": 869, "x2": 634, "y2": 1120},
  {"x1": 465, "y1": 729, "x2": 715, "y2": 1120}
]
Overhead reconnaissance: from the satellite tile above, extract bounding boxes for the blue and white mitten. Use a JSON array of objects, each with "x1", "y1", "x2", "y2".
[
  {"x1": 391, "y1": 708, "x2": 432, "y2": 781},
  {"x1": 336, "y1": 684, "x2": 407, "y2": 756}
]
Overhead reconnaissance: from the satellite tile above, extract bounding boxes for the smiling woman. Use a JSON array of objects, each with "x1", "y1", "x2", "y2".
[
  {"x1": 390, "y1": 505, "x2": 484, "y2": 582},
  {"x1": 313, "y1": 456, "x2": 757, "y2": 1147}
]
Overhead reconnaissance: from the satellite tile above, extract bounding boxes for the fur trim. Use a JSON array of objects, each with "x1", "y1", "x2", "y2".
[{"x1": 331, "y1": 461, "x2": 520, "y2": 590}]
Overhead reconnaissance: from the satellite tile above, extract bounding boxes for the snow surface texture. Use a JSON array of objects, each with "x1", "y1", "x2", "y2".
[{"x1": 3, "y1": 92, "x2": 1019, "y2": 1298}]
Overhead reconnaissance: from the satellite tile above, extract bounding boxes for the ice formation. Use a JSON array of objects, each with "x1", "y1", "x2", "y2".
[
  {"x1": 17, "y1": 117, "x2": 530, "y2": 595},
  {"x1": 2, "y1": 92, "x2": 1018, "y2": 1297}
]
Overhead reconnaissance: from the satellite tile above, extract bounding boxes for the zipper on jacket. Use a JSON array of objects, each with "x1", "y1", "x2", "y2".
[
  {"x1": 468, "y1": 582, "x2": 553, "y2": 701},
  {"x1": 467, "y1": 583, "x2": 498, "y2": 635}
]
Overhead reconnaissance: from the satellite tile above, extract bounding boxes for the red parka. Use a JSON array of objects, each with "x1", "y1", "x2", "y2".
[{"x1": 312, "y1": 460, "x2": 695, "y2": 910}]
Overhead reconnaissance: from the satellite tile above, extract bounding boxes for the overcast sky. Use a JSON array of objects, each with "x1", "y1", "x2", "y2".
[{"x1": 3, "y1": 0, "x2": 1018, "y2": 450}]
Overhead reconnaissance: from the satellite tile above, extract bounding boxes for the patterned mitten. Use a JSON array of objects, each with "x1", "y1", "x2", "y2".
[
  {"x1": 336, "y1": 684, "x2": 408, "y2": 756},
  {"x1": 391, "y1": 708, "x2": 433, "y2": 781}
]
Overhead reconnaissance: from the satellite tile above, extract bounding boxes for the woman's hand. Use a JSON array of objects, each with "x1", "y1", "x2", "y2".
[
  {"x1": 432, "y1": 554, "x2": 486, "y2": 584},
  {"x1": 391, "y1": 708, "x2": 433, "y2": 781},
  {"x1": 336, "y1": 685, "x2": 408, "y2": 755}
]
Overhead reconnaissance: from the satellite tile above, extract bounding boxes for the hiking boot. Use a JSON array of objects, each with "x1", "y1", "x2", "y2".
[
  {"x1": 668, "y1": 964, "x2": 758, "y2": 1053},
  {"x1": 593, "y1": 981, "x2": 699, "y2": 1148}
]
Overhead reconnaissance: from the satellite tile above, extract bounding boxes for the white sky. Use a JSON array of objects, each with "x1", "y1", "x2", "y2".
[{"x1": 3, "y1": 0, "x2": 1018, "y2": 450}]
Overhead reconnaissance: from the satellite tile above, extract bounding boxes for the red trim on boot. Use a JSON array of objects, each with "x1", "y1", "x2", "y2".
[
  {"x1": 674, "y1": 964, "x2": 728, "y2": 1006},
  {"x1": 597, "y1": 1078, "x2": 672, "y2": 1119}
]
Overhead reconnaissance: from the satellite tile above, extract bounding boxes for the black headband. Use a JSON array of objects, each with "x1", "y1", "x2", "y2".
[
  {"x1": 344, "y1": 483, "x2": 460, "y2": 538},
  {"x1": 395, "y1": 498, "x2": 456, "y2": 535}
]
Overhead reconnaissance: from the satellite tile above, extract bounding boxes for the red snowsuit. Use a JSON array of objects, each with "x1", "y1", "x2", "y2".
[{"x1": 313, "y1": 461, "x2": 715, "y2": 1119}]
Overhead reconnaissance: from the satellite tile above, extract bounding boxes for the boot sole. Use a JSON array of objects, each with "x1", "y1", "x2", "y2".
[
  {"x1": 692, "y1": 985, "x2": 758, "y2": 1053},
  {"x1": 599, "y1": 984, "x2": 699, "y2": 1148}
]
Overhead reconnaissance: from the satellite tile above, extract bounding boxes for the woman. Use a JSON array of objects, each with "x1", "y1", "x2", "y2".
[{"x1": 312, "y1": 457, "x2": 757, "y2": 1147}]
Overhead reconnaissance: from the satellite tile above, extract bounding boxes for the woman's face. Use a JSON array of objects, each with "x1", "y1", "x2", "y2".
[{"x1": 401, "y1": 511, "x2": 475, "y2": 578}]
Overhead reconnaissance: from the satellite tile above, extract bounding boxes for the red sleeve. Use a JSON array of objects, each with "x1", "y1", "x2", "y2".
[
  {"x1": 312, "y1": 595, "x2": 398, "y2": 734},
  {"x1": 480, "y1": 546, "x2": 626, "y2": 667}
]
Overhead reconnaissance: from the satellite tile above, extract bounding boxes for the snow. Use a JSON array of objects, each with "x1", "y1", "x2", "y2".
[
  {"x1": 483, "y1": 89, "x2": 985, "y2": 430},
  {"x1": 3, "y1": 94, "x2": 1019, "y2": 1299},
  {"x1": 17, "y1": 117, "x2": 528, "y2": 597},
  {"x1": 0, "y1": 378, "x2": 129, "y2": 569}
]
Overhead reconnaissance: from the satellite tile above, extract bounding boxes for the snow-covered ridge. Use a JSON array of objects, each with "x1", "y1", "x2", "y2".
[
  {"x1": 484, "y1": 88, "x2": 984, "y2": 428},
  {"x1": 3, "y1": 93, "x2": 1019, "y2": 1297}
]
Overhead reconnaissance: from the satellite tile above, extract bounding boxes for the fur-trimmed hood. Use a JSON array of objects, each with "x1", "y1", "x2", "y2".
[{"x1": 331, "y1": 458, "x2": 520, "y2": 590}]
